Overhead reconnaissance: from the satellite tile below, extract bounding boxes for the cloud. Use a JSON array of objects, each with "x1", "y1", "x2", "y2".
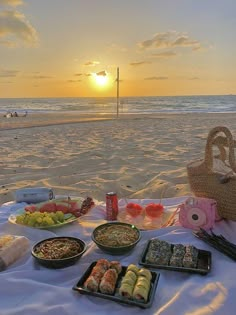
[
  {"x1": 84, "y1": 61, "x2": 100, "y2": 66},
  {"x1": 138, "y1": 31, "x2": 202, "y2": 51},
  {"x1": 172, "y1": 36, "x2": 200, "y2": 48},
  {"x1": 31, "y1": 75, "x2": 53, "y2": 79},
  {"x1": 0, "y1": 10, "x2": 37, "y2": 45},
  {"x1": 188, "y1": 77, "x2": 200, "y2": 80},
  {"x1": 74, "y1": 73, "x2": 83, "y2": 76},
  {"x1": 144, "y1": 76, "x2": 168, "y2": 80},
  {"x1": 151, "y1": 50, "x2": 177, "y2": 58},
  {"x1": 96, "y1": 70, "x2": 107, "y2": 76},
  {"x1": 67, "y1": 79, "x2": 82, "y2": 83},
  {"x1": 0, "y1": 68, "x2": 19, "y2": 77},
  {"x1": 0, "y1": 39, "x2": 16, "y2": 46},
  {"x1": 0, "y1": 0, "x2": 23, "y2": 6},
  {"x1": 129, "y1": 61, "x2": 151, "y2": 66}
]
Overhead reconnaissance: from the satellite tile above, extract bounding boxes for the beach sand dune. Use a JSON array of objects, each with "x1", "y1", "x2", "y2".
[{"x1": 0, "y1": 112, "x2": 236, "y2": 205}]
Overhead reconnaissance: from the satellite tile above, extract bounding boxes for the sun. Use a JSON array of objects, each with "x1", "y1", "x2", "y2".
[
  {"x1": 95, "y1": 75, "x2": 108, "y2": 86},
  {"x1": 92, "y1": 71, "x2": 109, "y2": 87}
]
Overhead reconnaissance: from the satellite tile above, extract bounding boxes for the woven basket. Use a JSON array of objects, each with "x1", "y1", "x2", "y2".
[{"x1": 187, "y1": 126, "x2": 236, "y2": 221}]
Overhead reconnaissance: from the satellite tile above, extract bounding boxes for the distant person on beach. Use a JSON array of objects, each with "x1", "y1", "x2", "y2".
[
  {"x1": 3, "y1": 111, "x2": 27, "y2": 118},
  {"x1": 3, "y1": 111, "x2": 13, "y2": 118}
]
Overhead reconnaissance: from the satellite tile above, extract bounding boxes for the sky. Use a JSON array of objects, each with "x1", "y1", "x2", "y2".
[{"x1": 0, "y1": 0, "x2": 236, "y2": 98}]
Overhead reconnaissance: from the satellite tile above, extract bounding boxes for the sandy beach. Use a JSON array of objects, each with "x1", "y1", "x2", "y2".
[{"x1": 0, "y1": 112, "x2": 236, "y2": 205}]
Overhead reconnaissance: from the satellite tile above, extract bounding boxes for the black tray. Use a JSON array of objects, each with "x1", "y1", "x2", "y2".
[
  {"x1": 139, "y1": 240, "x2": 211, "y2": 275},
  {"x1": 73, "y1": 261, "x2": 160, "y2": 309}
]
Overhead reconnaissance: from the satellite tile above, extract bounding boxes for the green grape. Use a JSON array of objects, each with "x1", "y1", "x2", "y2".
[
  {"x1": 36, "y1": 217, "x2": 43, "y2": 224},
  {"x1": 42, "y1": 217, "x2": 54, "y2": 226},
  {"x1": 16, "y1": 210, "x2": 68, "y2": 227},
  {"x1": 23, "y1": 215, "x2": 30, "y2": 225},
  {"x1": 16, "y1": 215, "x2": 24, "y2": 224},
  {"x1": 49, "y1": 212, "x2": 57, "y2": 223},
  {"x1": 27, "y1": 217, "x2": 37, "y2": 226},
  {"x1": 55, "y1": 211, "x2": 64, "y2": 222}
]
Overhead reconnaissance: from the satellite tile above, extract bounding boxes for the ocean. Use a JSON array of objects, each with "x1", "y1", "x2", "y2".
[{"x1": 0, "y1": 95, "x2": 235, "y2": 115}]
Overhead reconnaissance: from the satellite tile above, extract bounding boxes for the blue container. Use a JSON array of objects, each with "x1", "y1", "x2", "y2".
[{"x1": 14, "y1": 187, "x2": 54, "y2": 204}]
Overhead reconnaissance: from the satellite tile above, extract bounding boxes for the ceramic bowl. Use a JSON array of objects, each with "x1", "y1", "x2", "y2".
[
  {"x1": 31, "y1": 236, "x2": 87, "y2": 268},
  {"x1": 91, "y1": 222, "x2": 141, "y2": 255}
]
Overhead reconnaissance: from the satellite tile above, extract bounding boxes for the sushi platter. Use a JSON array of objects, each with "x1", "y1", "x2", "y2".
[
  {"x1": 139, "y1": 238, "x2": 211, "y2": 275},
  {"x1": 73, "y1": 259, "x2": 160, "y2": 309}
]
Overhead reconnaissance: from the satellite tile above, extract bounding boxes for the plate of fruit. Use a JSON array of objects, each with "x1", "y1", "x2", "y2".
[
  {"x1": 117, "y1": 201, "x2": 178, "y2": 230},
  {"x1": 8, "y1": 196, "x2": 95, "y2": 229}
]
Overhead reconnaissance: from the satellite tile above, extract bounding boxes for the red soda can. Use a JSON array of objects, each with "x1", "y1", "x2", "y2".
[{"x1": 106, "y1": 192, "x2": 118, "y2": 220}]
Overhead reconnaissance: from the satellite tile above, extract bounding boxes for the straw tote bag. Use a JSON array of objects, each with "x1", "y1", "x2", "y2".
[{"x1": 187, "y1": 126, "x2": 236, "y2": 221}]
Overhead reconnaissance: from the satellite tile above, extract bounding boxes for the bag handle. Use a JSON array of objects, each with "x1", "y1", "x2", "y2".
[
  {"x1": 212, "y1": 136, "x2": 227, "y2": 161},
  {"x1": 204, "y1": 126, "x2": 236, "y2": 172}
]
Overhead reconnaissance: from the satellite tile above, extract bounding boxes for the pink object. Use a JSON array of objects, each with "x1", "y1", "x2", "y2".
[{"x1": 178, "y1": 197, "x2": 220, "y2": 230}]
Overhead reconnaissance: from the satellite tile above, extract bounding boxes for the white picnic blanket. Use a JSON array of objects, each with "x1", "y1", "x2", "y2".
[{"x1": 0, "y1": 196, "x2": 235, "y2": 315}]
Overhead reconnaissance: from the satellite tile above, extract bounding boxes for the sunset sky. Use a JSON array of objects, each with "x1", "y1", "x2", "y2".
[{"x1": 1, "y1": 0, "x2": 236, "y2": 98}]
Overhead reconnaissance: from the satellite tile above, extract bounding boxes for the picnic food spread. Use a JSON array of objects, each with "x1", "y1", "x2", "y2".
[{"x1": 4, "y1": 192, "x2": 235, "y2": 309}]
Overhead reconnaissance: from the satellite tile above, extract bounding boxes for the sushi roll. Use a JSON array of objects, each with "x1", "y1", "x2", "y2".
[
  {"x1": 169, "y1": 244, "x2": 185, "y2": 267},
  {"x1": 84, "y1": 274, "x2": 100, "y2": 292},
  {"x1": 96, "y1": 258, "x2": 110, "y2": 271},
  {"x1": 133, "y1": 279, "x2": 150, "y2": 302},
  {"x1": 135, "y1": 276, "x2": 150, "y2": 291},
  {"x1": 155, "y1": 255, "x2": 171, "y2": 265},
  {"x1": 145, "y1": 250, "x2": 157, "y2": 264},
  {"x1": 126, "y1": 264, "x2": 139, "y2": 275},
  {"x1": 132, "y1": 269, "x2": 151, "y2": 303},
  {"x1": 182, "y1": 245, "x2": 198, "y2": 268},
  {"x1": 159, "y1": 240, "x2": 172, "y2": 253},
  {"x1": 133, "y1": 285, "x2": 149, "y2": 302},
  {"x1": 83, "y1": 261, "x2": 109, "y2": 292},
  {"x1": 119, "y1": 265, "x2": 139, "y2": 298},
  {"x1": 145, "y1": 239, "x2": 172, "y2": 265},
  {"x1": 90, "y1": 266, "x2": 106, "y2": 279},
  {"x1": 109, "y1": 261, "x2": 122, "y2": 275},
  {"x1": 119, "y1": 283, "x2": 134, "y2": 298},
  {"x1": 138, "y1": 268, "x2": 152, "y2": 281},
  {"x1": 99, "y1": 269, "x2": 118, "y2": 295},
  {"x1": 149, "y1": 249, "x2": 172, "y2": 265},
  {"x1": 120, "y1": 270, "x2": 137, "y2": 287},
  {"x1": 84, "y1": 265, "x2": 106, "y2": 292},
  {"x1": 172, "y1": 244, "x2": 185, "y2": 255},
  {"x1": 149, "y1": 238, "x2": 168, "y2": 251}
]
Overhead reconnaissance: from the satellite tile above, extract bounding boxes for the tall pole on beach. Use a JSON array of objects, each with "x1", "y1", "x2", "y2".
[{"x1": 116, "y1": 67, "x2": 119, "y2": 118}]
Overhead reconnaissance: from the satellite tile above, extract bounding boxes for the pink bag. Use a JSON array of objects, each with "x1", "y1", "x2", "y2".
[{"x1": 178, "y1": 197, "x2": 220, "y2": 230}]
